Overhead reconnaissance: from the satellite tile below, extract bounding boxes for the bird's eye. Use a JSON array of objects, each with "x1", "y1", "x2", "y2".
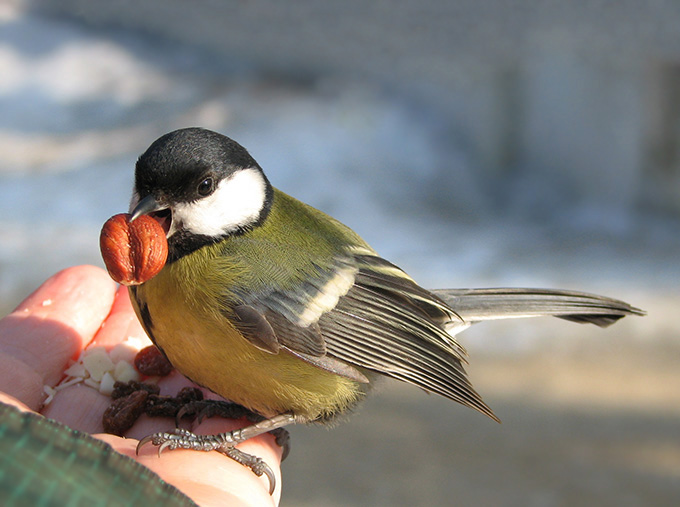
[{"x1": 197, "y1": 177, "x2": 214, "y2": 196}]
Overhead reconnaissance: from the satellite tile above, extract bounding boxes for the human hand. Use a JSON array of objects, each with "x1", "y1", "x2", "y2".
[{"x1": 0, "y1": 265, "x2": 282, "y2": 506}]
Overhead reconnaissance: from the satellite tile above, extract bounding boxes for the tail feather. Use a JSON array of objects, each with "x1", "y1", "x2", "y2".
[{"x1": 431, "y1": 288, "x2": 645, "y2": 328}]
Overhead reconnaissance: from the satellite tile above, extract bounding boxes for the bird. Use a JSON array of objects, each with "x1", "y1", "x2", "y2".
[{"x1": 127, "y1": 127, "x2": 643, "y2": 491}]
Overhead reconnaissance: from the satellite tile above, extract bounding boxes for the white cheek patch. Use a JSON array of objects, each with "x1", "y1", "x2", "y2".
[{"x1": 173, "y1": 168, "x2": 267, "y2": 237}]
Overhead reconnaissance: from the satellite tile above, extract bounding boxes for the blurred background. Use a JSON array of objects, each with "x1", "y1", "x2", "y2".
[{"x1": 1, "y1": 0, "x2": 678, "y2": 505}]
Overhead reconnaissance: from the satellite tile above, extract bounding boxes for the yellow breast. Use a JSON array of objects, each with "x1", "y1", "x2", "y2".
[{"x1": 130, "y1": 247, "x2": 364, "y2": 421}]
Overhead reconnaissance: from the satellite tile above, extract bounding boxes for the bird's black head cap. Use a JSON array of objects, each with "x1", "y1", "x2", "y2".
[
  {"x1": 135, "y1": 127, "x2": 266, "y2": 203},
  {"x1": 133, "y1": 128, "x2": 274, "y2": 261}
]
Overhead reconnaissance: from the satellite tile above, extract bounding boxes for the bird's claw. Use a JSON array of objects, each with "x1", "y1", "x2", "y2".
[
  {"x1": 220, "y1": 446, "x2": 277, "y2": 495},
  {"x1": 136, "y1": 427, "x2": 278, "y2": 494}
]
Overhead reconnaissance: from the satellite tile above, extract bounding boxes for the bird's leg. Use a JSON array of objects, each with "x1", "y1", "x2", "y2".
[{"x1": 136, "y1": 413, "x2": 296, "y2": 495}]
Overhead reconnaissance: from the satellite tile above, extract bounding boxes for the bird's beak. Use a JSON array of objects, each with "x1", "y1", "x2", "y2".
[
  {"x1": 131, "y1": 194, "x2": 173, "y2": 236},
  {"x1": 131, "y1": 195, "x2": 166, "y2": 221}
]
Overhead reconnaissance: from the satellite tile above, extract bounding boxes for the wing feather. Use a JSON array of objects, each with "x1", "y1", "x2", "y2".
[
  {"x1": 320, "y1": 282, "x2": 497, "y2": 420},
  {"x1": 233, "y1": 250, "x2": 497, "y2": 420},
  {"x1": 231, "y1": 249, "x2": 641, "y2": 424}
]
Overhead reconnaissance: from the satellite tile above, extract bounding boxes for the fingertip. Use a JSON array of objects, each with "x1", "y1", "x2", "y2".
[
  {"x1": 56, "y1": 265, "x2": 112, "y2": 284},
  {"x1": 12, "y1": 265, "x2": 116, "y2": 316},
  {"x1": 7, "y1": 264, "x2": 118, "y2": 353},
  {"x1": 0, "y1": 265, "x2": 118, "y2": 400}
]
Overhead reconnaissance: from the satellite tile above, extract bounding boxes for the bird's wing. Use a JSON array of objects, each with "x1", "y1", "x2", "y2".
[
  {"x1": 318, "y1": 253, "x2": 498, "y2": 420},
  {"x1": 232, "y1": 248, "x2": 497, "y2": 421}
]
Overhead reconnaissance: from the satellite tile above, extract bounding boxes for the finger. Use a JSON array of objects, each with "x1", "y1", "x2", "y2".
[
  {"x1": 101, "y1": 433, "x2": 277, "y2": 506},
  {"x1": 193, "y1": 416, "x2": 284, "y2": 502},
  {"x1": 0, "y1": 266, "x2": 116, "y2": 410},
  {"x1": 123, "y1": 370, "x2": 283, "y2": 501},
  {"x1": 43, "y1": 286, "x2": 151, "y2": 432},
  {"x1": 89, "y1": 286, "x2": 151, "y2": 349},
  {"x1": 128, "y1": 372, "x2": 283, "y2": 503},
  {"x1": 123, "y1": 423, "x2": 280, "y2": 506}
]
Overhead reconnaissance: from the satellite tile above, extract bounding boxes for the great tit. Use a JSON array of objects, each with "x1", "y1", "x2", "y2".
[{"x1": 129, "y1": 127, "x2": 643, "y2": 487}]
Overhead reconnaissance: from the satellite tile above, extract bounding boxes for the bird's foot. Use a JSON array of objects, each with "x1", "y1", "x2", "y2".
[{"x1": 136, "y1": 413, "x2": 296, "y2": 494}]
